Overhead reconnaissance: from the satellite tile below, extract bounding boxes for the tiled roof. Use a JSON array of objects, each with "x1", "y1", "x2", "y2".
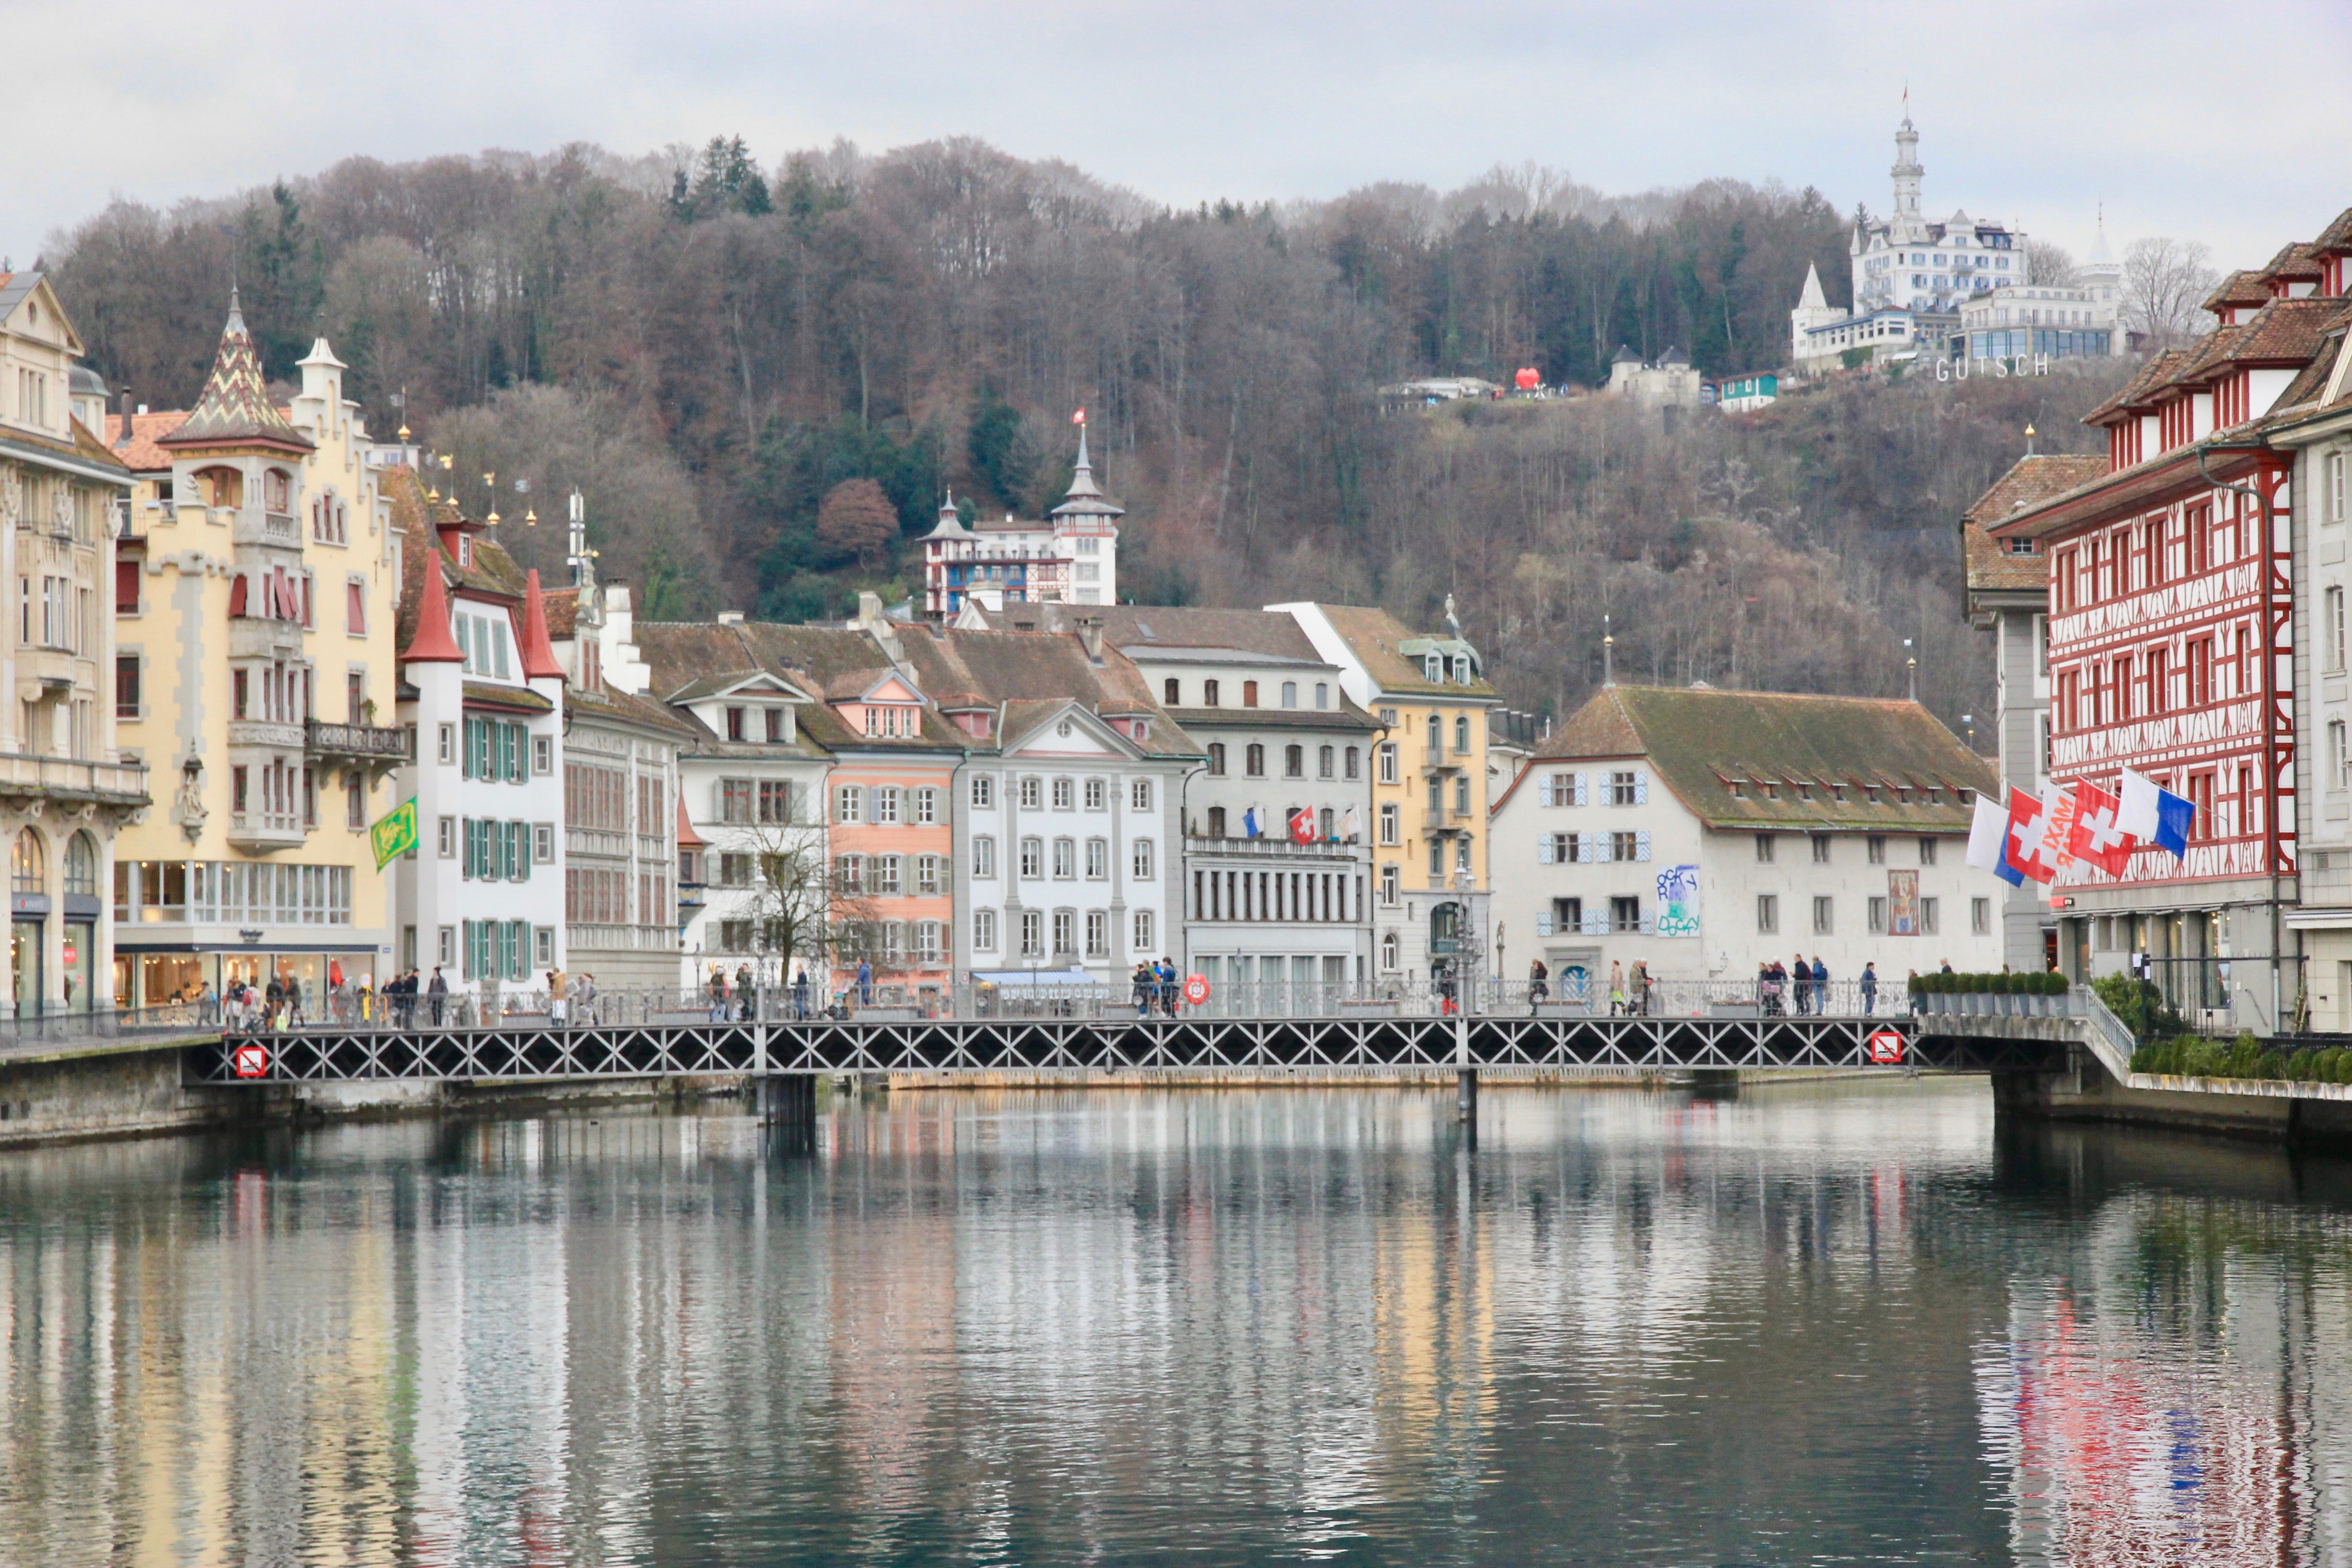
[
  {"x1": 2259, "y1": 242, "x2": 2326, "y2": 284},
  {"x1": 1960, "y1": 455, "x2": 2104, "y2": 594},
  {"x1": 388, "y1": 467, "x2": 531, "y2": 657},
  {"x1": 1311, "y1": 603, "x2": 1498, "y2": 700},
  {"x1": 1162, "y1": 704, "x2": 1385, "y2": 733},
  {"x1": 2084, "y1": 348, "x2": 2186, "y2": 425},
  {"x1": 567, "y1": 680, "x2": 699, "y2": 740},
  {"x1": 2315, "y1": 207, "x2": 2352, "y2": 255},
  {"x1": 2202, "y1": 271, "x2": 2272, "y2": 314},
  {"x1": 989, "y1": 602, "x2": 1331, "y2": 664},
  {"x1": 156, "y1": 300, "x2": 313, "y2": 456},
  {"x1": 894, "y1": 625, "x2": 1200, "y2": 758},
  {"x1": 541, "y1": 587, "x2": 578, "y2": 639},
  {"x1": 108, "y1": 409, "x2": 191, "y2": 471},
  {"x1": 729, "y1": 622, "x2": 966, "y2": 753},
  {"x1": 1506, "y1": 685, "x2": 1994, "y2": 832}
]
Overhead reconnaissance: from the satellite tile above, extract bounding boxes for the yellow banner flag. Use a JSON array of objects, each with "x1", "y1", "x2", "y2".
[{"x1": 370, "y1": 798, "x2": 419, "y2": 870}]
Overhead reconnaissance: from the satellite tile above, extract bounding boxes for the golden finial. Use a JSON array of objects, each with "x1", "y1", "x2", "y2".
[
  {"x1": 396, "y1": 423, "x2": 410, "y2": 441},
  {"x1": 482, "y1": 471, "x2": 495, "y2": 488},
  {"x1": 485, "y1": 508, "x2": 501, "y2": 526},
  {"x1": 426, "y1": 484, "x2": 441, "y2": 501},
  {"x1": 524, "y1": 507, "x2": 538, "y2": 526},
  {"x1": 439, "y1": 453, "x2": 453, "y2": 470}
]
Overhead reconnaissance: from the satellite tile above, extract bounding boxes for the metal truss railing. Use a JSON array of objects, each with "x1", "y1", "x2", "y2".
[{"x1": 188, "y1": 1012, "x2": 2063, "y2": 1084}]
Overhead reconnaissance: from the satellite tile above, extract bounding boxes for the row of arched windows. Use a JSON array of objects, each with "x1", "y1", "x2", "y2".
[{"x1": 11, "y1": 828, "x2": 98, "y2": 897}]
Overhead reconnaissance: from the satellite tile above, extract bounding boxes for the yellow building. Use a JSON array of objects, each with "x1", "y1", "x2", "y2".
[
  {"x1": 109, "y1": 301, "x2": 407, "y2": 1009},
  {"x1": 0, "y1": 270, "x2": 149, "y2": 1016},
  {"x1": 1271, "y1": 599, "x2": 1497, "y2": 989}
]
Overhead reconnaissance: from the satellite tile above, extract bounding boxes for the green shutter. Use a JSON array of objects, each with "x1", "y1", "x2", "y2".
[
  {"x1": 460, "y1": 919, "x2": 474, "y2": 980},
  {"x1": 517, "y1": 820, "x2": 531, "y2": 882}
]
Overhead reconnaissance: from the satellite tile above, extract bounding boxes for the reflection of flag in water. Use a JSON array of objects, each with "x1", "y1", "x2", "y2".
[{"x1": 1983, "y1": 1285, "x2": 2288, "y2": 1565}]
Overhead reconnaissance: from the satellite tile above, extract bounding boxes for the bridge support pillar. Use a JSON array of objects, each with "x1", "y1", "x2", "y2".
[
  {"x1": 1456, "y1": 1068, "x2": 1478, "y2": 1122},
  {"x1": 754, "y1": 1073, "x2": 817, "y2": 1147}
]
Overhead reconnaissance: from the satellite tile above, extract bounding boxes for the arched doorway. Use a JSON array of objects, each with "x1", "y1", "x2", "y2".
[
  {"x1": 63, "y1": 832, "x2": 98, "y2": 1012},
  {"x1": 11, "y1": 828, "x2": 46, "y2": 1019}
]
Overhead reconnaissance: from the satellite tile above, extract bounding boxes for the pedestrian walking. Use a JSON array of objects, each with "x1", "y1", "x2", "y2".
[
  {"x1": 707, "y1": 966, "x2": 730, "y2": 1023},
  {"x1": 1630, "y1": 959, "x2": 1651, "y2": 1018},
  {"x1": 857, "y1": 958, "x2": 873, "y2": 1007},
  {"x1": 1608, "y1": 960, "x2": 1627, "y2": 1018},
  {"x1": 735, "y1": 963, "x2": 756, "y2": 1021},
  {"x1": 1156, "y1": 957, "x2": 1178, "y2": 1016},
  {"x1": 574, "y1": 972, "x2": 597, "y2": 1026},
  {"x1": 1860, "y1": 962, "x2": 1878, "y2": 1015},
  {"x1": 792, "y1": 966, "x2": 810, "y2": 1019},
  {"x1": 1132, "y1": 961, "x2": 1154, "y2": 1018},
  {"x1": 1529, "y1": 957, "x2": 1549, "y2": 1013},
  {"x1": 1810, "y1": 955, "x2": 1829, "y2": 1015},
  {"x1": 548, "y1": 968, "x2": 568, "y2": 1025},
  {"x1": 1907, "y1": 968, "x2": 1924, "y2": 1016},
  {"x1": 426, "y1": 967, "x2": 448, "y2": 1026}
]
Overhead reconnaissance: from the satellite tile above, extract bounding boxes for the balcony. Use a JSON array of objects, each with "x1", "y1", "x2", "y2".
[
  {"x1": 229, "y1": 617, "x2": 305, "y2": 660},
  {"x1": 1184, "y1": 834, "x2": 1359, "y2": 861},
  {"x1": 227, "y1": 720, "x2": 306, "y2": 752},
  {"x1": 232, "y1": 509, "x2": 301, "y2": 548},
  {"x1": 228, "y1": 810, "x2": 308, "y2": 852},
  {"x1": 1424, "y1": 748, "x2": 1465, "y2": 774},
  {"x1": 306, "y1": 720, "x2": 412, "y2": 764},
  {"x1": 0, "y1": 752, "x2": 149, "y2": 810},
  {"x1": 1421, "y1": 808, "x2": 1475, "y2": 838}
]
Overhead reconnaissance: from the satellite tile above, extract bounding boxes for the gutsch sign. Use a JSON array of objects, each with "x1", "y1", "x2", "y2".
[{"x1": 1933, "y1": 354, "x2": 2054, "y2": 382}]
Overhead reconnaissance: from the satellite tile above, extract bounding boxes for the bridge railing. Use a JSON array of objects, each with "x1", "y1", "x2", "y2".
[{"x1": 0, "y1": 1002, "x2": 234, "y2": 1057}]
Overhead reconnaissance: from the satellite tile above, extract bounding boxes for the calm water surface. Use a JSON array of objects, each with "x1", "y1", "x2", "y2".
[{"x1": 7, "y1": 1079, "x2": 2352, "y2": 1566}]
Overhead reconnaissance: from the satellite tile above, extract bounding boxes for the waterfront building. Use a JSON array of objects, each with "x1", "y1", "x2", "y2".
[
  {"x1": 897, "y1": 610, "x2": 1194, "y2": 990},
  {"x1": 1983, "y1": 207, "x2": 2352, "y2": 1029},
  {"x1": 389, "y1": 472, "x2": 567, "y2": 1010},
  {"x1": 110, "y1": 306, "x2": 400, "y2": 1010},
  {"x1": 0, "y1": 272, "x2": 148, "y2": 1015},
  {"x1": 922, "y1": 427, "x2": 1120, "y2": 620},
  {"x1": 1487, "y1": 685, "x2": 1999, "y2": 1004},
  {"x1": 1791, "y1": 113, "x2": 2026, "y2": 372},
  {"x1": 1959, "y1": 452, "x2": 2104, "y2": 971},
  {"x1": 980, "y1": 603, "x2": 1375, "y2": 995},
  {"x1": 623, "y1": 610, "x2": 832, "y2": 991},
  {"x1": 541, "y1": 566, "x2": 693, "y2": 993},
  {"x1": 1269, "y1": 599, "x2": 1494, "y2": 990}
]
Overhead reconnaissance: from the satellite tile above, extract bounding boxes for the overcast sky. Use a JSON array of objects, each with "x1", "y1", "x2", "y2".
[{"x1": 10, "y1": 0, "x2": 2349, "y2": 276}]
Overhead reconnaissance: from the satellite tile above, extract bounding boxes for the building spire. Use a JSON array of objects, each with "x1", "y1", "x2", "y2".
[
  {"x1": 519, "y1": 568, "x2": 564, "y2": 681},
  {"x1": 157, "y1": 293, "x2": 313, "y2": 456},
  {"x1": 402, "y1": 532, "x2": 462, "y2": 665}
]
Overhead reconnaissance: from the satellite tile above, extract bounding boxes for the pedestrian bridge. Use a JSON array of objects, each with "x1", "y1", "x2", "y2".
[{"x1": 187, "y1": 1009, "x2": 2069, "y2": 1085}]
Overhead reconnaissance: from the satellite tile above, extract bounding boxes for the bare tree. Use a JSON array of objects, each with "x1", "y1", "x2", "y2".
[
  {"x1": 721, "y1": 818, "x2": 877, "y2": 1000},
  {"x1": 2020, "y1": 239, "x2": 2080, "y2": 289},
  {"x1": 2122, "y1": 236, "x2": 2221, "y2": 349}
]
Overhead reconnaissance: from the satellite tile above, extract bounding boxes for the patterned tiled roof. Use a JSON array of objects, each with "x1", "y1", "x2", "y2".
[
  {"x1": 1960, "y1": 455, "x2": 2105, "y2": 594},
  {"x1": 2200, "y1": 271, "x2": 2271, "y2": 315},
  {"x1": 155, "y1": 298, "x2": 313, "y2": 455}
]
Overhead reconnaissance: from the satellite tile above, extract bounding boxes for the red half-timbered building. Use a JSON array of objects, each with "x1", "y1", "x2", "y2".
[{"x1": 1983, "y1": 211, "x2": 2352, "y2": 1026}]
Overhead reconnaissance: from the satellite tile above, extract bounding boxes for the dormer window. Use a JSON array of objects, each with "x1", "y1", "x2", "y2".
[
  {"x1": 765, "y1": 707, "x2": 787, "y2": 743},
  {"x1": 1797, "y1": 783, "x2": 1813, "y2": 801},
  {"x1": 1763, "y1": 782, "x2": 1780, "y2": 801},
  {"x1": 1424, "y1": 655, "x2": 1442, "y2": 682},
  {"x1": 1453, "y1": 657, "x2": 1471, "y2": 684},
  {"x1": 1729, "y1": 779, "x2": 1746, "y2": 799},
  {"x1": 457, "y1": 535, "x2": 473, "y2": 569},
  {"x1": 726, "y1": 705, "x2": 745, "y2": 741}
]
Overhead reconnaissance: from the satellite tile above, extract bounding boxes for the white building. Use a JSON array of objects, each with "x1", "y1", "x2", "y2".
[
  {"x1": 923, "y1": 426, "x2": 1121, "y2": 620},
  {"x1": 897, "y1": 618, "x2": 1195, "y2": 988},
  {"x1": 392, "y1": 480, "x2": 568, "y2": 1010},
  {"x1": 1487, "y1": 684, "x2": 2001, "y2": 1006},
  {"x1": 1606, "y1": 345, "x2": 1703, "y2": 408},
  {"x1": 1959, "y1": 452, "x2": 2102, "y2": 971},
  {"x1": 1792, "y1": 112, "x2": 2027, "y2": 372}
]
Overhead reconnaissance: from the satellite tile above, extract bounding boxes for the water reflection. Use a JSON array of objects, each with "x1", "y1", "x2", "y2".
[{"x1": 5, "y1": 1083, "x2": 2352, "y2": 1563}]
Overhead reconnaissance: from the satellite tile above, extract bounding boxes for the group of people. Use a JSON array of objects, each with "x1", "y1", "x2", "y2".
[
  {"x1": 1131, "y1": 958, "x2": 1182, "y2": 1016},
  {"x1": 1754, "y1": 956, "x2": 1888, "y2": 1016}
]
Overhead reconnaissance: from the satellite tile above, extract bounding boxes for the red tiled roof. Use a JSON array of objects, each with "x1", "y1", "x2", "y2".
[
  {"x1": 1960, "y1": 455, "x2": 2105, "y2": 594},
  {"x1": 2314, "y1": 207, "x2": 2352, "y2": 256},
  {"x1": 2201, "y1": 270, "x2": 2272, "y2": 315},
  {"x1": 109, "y1": 410, "x2": 190, "y2": 471},
  {"x1": 2259, "y1": 242, "x2": 2325, "y2": 284}
]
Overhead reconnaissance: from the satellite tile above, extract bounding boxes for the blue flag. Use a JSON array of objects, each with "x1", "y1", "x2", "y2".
[
  {"x1": 2153, "y1": 790, "x2": 2194, "y2": 857},
  {"x1": 2119, "y1": 768, "x2": 2194, "y2": 859},
  {"x1": 1242, "y1": 806, "x2": 1261, "y2": 838}
]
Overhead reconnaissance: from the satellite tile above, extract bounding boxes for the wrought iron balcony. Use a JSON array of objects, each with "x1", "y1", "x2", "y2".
[{"x1": 305, "y1": 720, "x2": 413, "y2": 763}]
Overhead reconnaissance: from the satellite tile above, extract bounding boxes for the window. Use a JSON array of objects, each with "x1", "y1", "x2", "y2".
[
  {"x1": 1084, "y1": 778, "x2": 1106, "y2": 811},
  {"x1": 1133, "y1": 909, "x2": 1153, "y2": 951},
  {"x1": 1053, "y1": 838, "x2": 1076, "y2": 878},
  {"x1": 1019, "y1": 776, "x2": 1042, "y2": 810},
  {"x1": 2333, "y1": 720, "x2": 2349, "y2": 790},
  {"x1": 1429, "y1": 838, "x2": 1444, "y2": 876},
  {"x1": 1318, "y1": 745, "x2": 1335, "y2": 779},
  {"x1": 1203, "y1": 679, "x2": 1220, "y2": 707},
  {"x1": 1813, "y1": 896, "x2": 1833, "y2": 935},
  {"x1": 836, "y1": 784, "x2": 863, "y2": 823},
  {"x1": 1281, "y1": 681, "x2": 1298, "y2": 708},
  {"x1": 1971, "y1": 897, "x2": 1991, "y2": 936},
  {"x1": 726, "y1": 705, "x2": 745, "y2": 741},
  {"x1": 1242, "y1": 680, "x2": 1259, "y2": 708},
  {"x1": 1019, "y1": 837, "x2": 1043, "y2": 879},
  {"x1": 1611, "y1": 770, "x2": 1637, "y2": 806},
  {"x1": 1132, "y1": 779, "x2": 1152, "y2": 811},
  {"x1": 1609, "y1": 896, "x2": 1640, "y2": 933},
  {"x1": 1426, "y1": 715, "x2": 1441, "y2": 755},
  {"x1": 1164, "y1": 677, "x2": 1181, "y2": 705},
  {"x1": 1756, "y1": 893, "x2": 1778, "y2": 934},
  {"x1": 1425, "y1": 654, "x2": 1442, "y2": 682},
  {"x1": 2331, "y1": 586, "x2": 2347, "y2": 671},
  {"x1": 1755, "y1": 833, "x2": 1774, "y2": 863},
  {"x1": 1609, "y1": 830, "x2": 1637, "y2": 862},
  {"x1": 1132, "y1": 839, "x2": 1155, "y2": 879},
  {"x1": 1053, "y1": 777, "x2": 1074, "y2": 811},
  {"x1": 1381, "y1": 931, "x2": 1400, "y2": 969},
  {"x1": 871, "y1": 854, "x2": 902, "y2": 895},
  {"x1": 1086, "y1": 910, "x2": 1109, "y2": 957},
  {"x1": 114, "y1": 655, "x2": 140, "y2": 720},
  {"x1": 1345, "y1": 746, "x2": 1360, "y2": 780},
  {"x1": 1245, "y1": 743, "x2": 1265, "y2": 777},
  {"x1": 873, "y1": 785, "x2": 902, "y2": 825},
  {"x1": 347, "y1": 775, "x2": 366, "y2": 829},
  {"x1": 1019, "y1": 911, "x2": 1043, "y2": 956},
  {"x1": 1867, "y1": 835, "x2": 1886, "y2": 865},
  {"x1": 1454, "y1": 715, "x2": 1470, "y2": 753},
  {"x1": 437, "y1": 815, "x2": 456, "y2": 858},
  {"x1": 1207, "y1": 806, "x2": 1227, "y2": 837},
  {"x1": 834, "y1": 854, "x2": 866, "y2": 895},
  {"x1": 1921, "y1": 897, "x2": 1940, "y2": 936},
  {"x1": 1381, "y1": 864, "x2": 1400, "y2": 904},
  {"x1": 1379, "y1": 802, "x2": 1400, "y2": 844},
  {"x1": 974, "y1": 908, "x2": 998, "y2": 952},
  {"x1": 1455, "y1": 774, "x2": 1471, "y2": 813},
  {"x1": 1207, "y1": 743, "x2": 1227, "y2": 776},
  {"x1": 1050, "y1": 910, "x2": 1073, "y2": 958},
  {"x1": 765, "y1": 707, "x2": 786, "y2": 743},
  {"x1": 1284, "y1": 744, "x2": 1303, "y2": 779},
  {"x1": 717, "y1": 853, "x2": 752, "y2": 888},
  {"x1": 1810, "y1": 833, "x2": 1830, "y2": 865},
  {"x1": 1082, "y1": 837, "x2": 1108, "y2": 879},
  {"x1": 1868, "y1": 897, "x2": 1888, "y2": 934},
  {"x1": 1918, "y1": 837, "x2": 1938, "y2": 866},
  {"x1": 971, "y1": 774, "x2": 995, "y2": 809},
  {"x1": 437, "y1": 724, "x2": 455, "y2": 766},
  {"x1": 972, "y1": 834, "x2": 998, "y2": 879},
  {"x1": 1378, "y1": 743, "x2": 1398, "y2": 784}
]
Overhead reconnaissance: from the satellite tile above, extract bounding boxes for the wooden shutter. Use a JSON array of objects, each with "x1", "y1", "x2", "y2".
[
  {"x1": 1537, "y1": 775, "x2": 1553, "y2": 807},
  {"x1": 1537, "y1": 834, "x2": 1555, "y2": 864},
  {"x1": 1636, "y1": 830, "x2": 1652, "y2": 862},
  {"x1": 1634, "y1": 770, "x2": 1650, "y2": 804}
]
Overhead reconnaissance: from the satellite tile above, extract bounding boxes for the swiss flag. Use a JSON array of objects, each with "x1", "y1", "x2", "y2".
[
  {"x1": 2068, "y1": 779, "x2": 2135, "y2": 875},
  {"x1": 1288, "y1": 807, "x2": 1317, "y2": 845},
  {"x1": 2004, "y1": 786, "x2": 2060, "y2": 883}
]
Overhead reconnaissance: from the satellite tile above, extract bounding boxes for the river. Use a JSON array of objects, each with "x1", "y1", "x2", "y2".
[{"x1": 5, "y1": 1079, "x2": 2352, "y2": 1565}]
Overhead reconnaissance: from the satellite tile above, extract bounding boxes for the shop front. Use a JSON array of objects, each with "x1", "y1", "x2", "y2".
[{"x1": 115, "y1": 943, "x2": 388, "y2": 1018}]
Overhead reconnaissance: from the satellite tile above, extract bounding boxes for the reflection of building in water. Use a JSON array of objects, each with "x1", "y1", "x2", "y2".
[{"x1": 1977, "y1": 1195, "x2": 2352, "y2": 1565}]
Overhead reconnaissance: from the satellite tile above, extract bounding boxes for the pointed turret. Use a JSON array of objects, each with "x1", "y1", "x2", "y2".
[
  {"x1": 1798, "y1": 263, "x2": 1828, "y2": 310},
  {"x1": 402, "y1": 535, "x2": 463, "y2": 664},
  {"x1": 157, "y1": 292, "x2": 314, "y2": 456},
  {"x1": 519, "y1": 569, "x2": 564, "y2": 681},
  {"x1": 1050, "y1": 424, "x2": 1125, "y2": 529}
]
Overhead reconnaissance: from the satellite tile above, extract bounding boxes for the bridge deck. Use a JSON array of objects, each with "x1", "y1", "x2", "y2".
[{"x1": 190, "y1": 1013, "x2": 2063, "y2": 1083}]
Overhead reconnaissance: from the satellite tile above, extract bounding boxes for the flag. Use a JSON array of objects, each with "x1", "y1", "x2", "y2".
[
  {"x1": 1341, "y1": 804, "x2": 1362, "y2": 842},
  {"x1": 2068, "y1": 779, "x2": 2134, "y2": 875},
  {"x1": 369, "y1": 797, "x2": 419, "y2": 869},
  {"x1": 1072, "y1": 408, "x2": 1085, "y2": 425},
  {"x1": 2041, "y1": 782, "x2": 2080, "y2": 878},
  {"x1": 1242, "y1": 805, "x2": 1261, "y2": 838},
  {"x1": 2004, "y1": 786, "x2": 2060, "y2": 883},
  {"x1": 1967, "y1": 792, "x2": 2024, "y2": 886},
  {"x1": 1289, "y1": 807, "x2": 1316, "y2": 845},
  {"x1": 2119, "y1": 767, "x2": 2194, "y2": 858}
]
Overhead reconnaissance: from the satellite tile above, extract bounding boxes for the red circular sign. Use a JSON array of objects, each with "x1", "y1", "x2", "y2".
[
  {"x1": 232, "y1": 1044, "x2": 270, "y2": 1079},
  {"x1": 1182, "y1": 974, "x2": 1210, "y2": 1006}
]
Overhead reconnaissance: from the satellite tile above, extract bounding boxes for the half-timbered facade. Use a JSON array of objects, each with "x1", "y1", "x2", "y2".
[{"x1": 1986, "y1": 209, "x2": 2352, "y2": 1029}]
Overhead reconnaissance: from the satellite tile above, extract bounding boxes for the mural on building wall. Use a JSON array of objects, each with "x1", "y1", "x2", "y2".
[
  {"x1": 1888, "y1": 870, "x2": 1921, "y2": 936},
  {"x1": 1656, "y1": 865, "x2": 1700, "y2": 937}
]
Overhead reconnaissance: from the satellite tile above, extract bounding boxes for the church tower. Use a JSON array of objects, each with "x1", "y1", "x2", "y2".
[{"x1": 1890, "y1": 112, "x2": 1926, "y2": 242}]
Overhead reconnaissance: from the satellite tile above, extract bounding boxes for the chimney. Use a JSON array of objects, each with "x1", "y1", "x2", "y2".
[
  {"x1": 716, "y1": 610, "x2": 745, "y2": 626},
  {"x1": 1074, "y1": 614, "x2": 1104, "y2": 664},
  {"x1": 117, "y1": 391, "x2": 133, "y2": 448}
]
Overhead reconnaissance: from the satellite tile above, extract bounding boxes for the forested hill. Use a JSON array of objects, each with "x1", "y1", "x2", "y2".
[{"x1": 42, "y1": 134, "x2": 2126, "y2": 731}]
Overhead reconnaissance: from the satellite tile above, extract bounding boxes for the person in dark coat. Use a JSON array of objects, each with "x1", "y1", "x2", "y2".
[
  {"x1": 1810, "y1": 955, "x2": 1830, "y2": 1014},
  {"x1": 1859, "y1": 962, "x2": 1879, "y2": 1015},
  {"x1": 426, "y1": 966, "x2": 449, "y2": 1026}
]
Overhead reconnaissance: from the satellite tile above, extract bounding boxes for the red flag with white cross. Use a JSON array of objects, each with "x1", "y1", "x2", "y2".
[
  {"x1": 2067, "y1": 779, "x2": 2135, "y2": 875},
  {"x1": 2004, "y1": 786, "x2": 2059, "y2": 883}
]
